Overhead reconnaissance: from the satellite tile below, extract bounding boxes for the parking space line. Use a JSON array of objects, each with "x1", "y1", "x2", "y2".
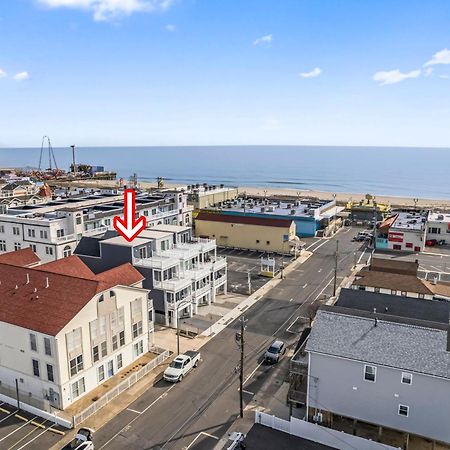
[
  {"x1": 0, "y1": 416, "x2": 38, "y2": 442},
  {"x1": 126, "y1": 408, "x2": 142, "y2": 414},
  {"x1": 0, "y1": 406, "x2": 11, "y2": 414},
  {"x1": 14, "y1": 424, "x2": 57, "y2": 450},
  {"x1": 0, "y1": 409, "x2": 19, "y2": 424},
  {"x1": 7, "y1": 418, "x2": 48, "y2": 449},
  {"x1": 185, "y1": 431, "x2": 219, "y2": 450}
]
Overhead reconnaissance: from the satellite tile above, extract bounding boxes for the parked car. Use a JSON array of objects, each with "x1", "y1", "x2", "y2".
[
  {"x1": 163, "y1": 350, "x2": 200, "y2": 382},
  {"x1": 61, "y1": 428, "x2": 94, "y2": 450},
  {"x1": 426, "y1": 239, "x2": 437, "y2": 247},
  {"x1": 264, "y1": 340, "x2": 286, "y2": 364}
]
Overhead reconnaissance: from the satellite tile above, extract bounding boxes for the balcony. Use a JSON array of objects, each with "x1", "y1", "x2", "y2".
[
  {"x1": 193, "y1": 283, "x2": 212, "y2": 298},
  {"x1": 211, "y1": 256, "x2": 227, "y2": 271},
  {"x1": 153, "y1": 277, "x2": 191, "y2": 292},
  {"x1": 213, "y1": 273, "x2": 227, "y2": 287},
  {"x1": 133, "y1": 255, "x2": 179, "y2": 271}
]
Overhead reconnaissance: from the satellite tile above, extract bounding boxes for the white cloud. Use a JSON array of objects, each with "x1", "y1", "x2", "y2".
[
  {"x1": 440, "y1": 74, "x2": 450, "y2": 79},
  {"x1": 423, "y1": 67, "x2": 434, "y2": 77},
  {"x1": 299, "y1": 67, "x2": 322, "y2": 78},
  {"x1": 37, "y1": 0, "x2": 174, "y2": 21},
  {"x1": 372, "y1": 69, "x2": 421, "y2": 86},
  {"x1": 253, "y1": 34, "x2": 272, "y2": 46},
  {"x1": 13, "y1": 71, "x2": 30, "y2": 81},
  {"x1": 0, "y1": 69, "x2": 6, "y2": 78},
  {"x1": 424, "y1": 48, "x2": 450, "y2": 67},
  {"x1": 165, "y1": 23, "x2": 176, "y2": 32}
]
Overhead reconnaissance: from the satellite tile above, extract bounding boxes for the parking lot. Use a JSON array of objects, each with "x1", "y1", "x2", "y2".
[
  {"x1": 217, "y1": 247, "x2": 294, "y2": 295},
  {"x1": 0, "y1": 402, "x2": 66, "y2": 450}
]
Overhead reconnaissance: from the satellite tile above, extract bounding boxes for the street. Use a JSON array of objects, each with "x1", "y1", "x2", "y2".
[{"x1": 90, "y1": 228, "x2": 364, "y2": 450}]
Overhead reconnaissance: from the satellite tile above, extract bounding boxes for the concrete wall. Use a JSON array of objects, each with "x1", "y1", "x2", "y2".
[
  {"x1": 189, "y1": 188, "x2": 239, "y2": 209},
  {"x1": 194, "y1": 219, "x2": 295, "y2": 253},
  {"x1": 308, "y1": 352, "x2": 450, "y2": 443}
]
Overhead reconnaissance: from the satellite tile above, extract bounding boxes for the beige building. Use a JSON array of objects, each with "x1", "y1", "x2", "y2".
[
  {"x1": 194, "y1": 211, "x2": 296, "y2": 254},
  {"x1": 188, "y1": 185, "x2": 239, "y2": 209}
]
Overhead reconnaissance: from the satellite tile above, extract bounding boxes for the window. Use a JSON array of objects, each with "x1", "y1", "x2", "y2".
[
  {"x1": 30, "y1": 244, "x2": 37, "y2": 252},
  {"x1": 0, "y1": 225, "x2": 4, "y2": 233},
  {"x1": 132, "y1": 321, "x2": 143, "y2": 339},
  {"x1": 56, "y1": 229, "x2": 65, "y2": 238},
  {"x1": 30, "y1": 333, "x2": 38, "y2": 352},
  {"x1": 47, "y1": 364, "x2": 54, "y2": 382},
  {"x1": 45, "y1": 246, "x2": 53, "y2": 255},
  {"x1": 112, "y1": 335, "x2": 118, "y2": 351},
  {"x1": 266, "y1": 241, "x2": 270, "y2": 245},
  {"x1": 101, "y1": 341, "x2": 107, "y2": 358},
  {"x1": 14, "y1": 242, "x2": 21, "y2": 251},
  {"x1": 63, "y1": 245, "x2": 72, "y2": 257},
  {"x1": 44, "y1": 337, "x2": 52, "y2": 356},
  {"x1": 133, "y1": 340, "x2": 143, "y2": 357},
  {"x1": 414, "y1": 246, "x2": 420, "y2": 252},
  {"x1": 104, "y1": 218, "x2": 111, "y2": 226},
  {"x1": 256, "y1": 240, "x2": 260, "y2": 244},
  {"x1": 364, "y1": 365, "x2": 376, "y2": 382},
  {"x1": 401, "y1": 372, "x2": 412, "y2": 385},
  {"x1": 119, "y1": 331, "x2": 125, "y2": 347},
  {"x1": 393, "y1": 244, "x2": 401, "y2": 250},
  {"x1": 76, "y1": 216, "x2": 82, "y2": 225},
  {"x1": 418, "y1": 293, "x2": 425, "y2": 299},
  {"x1": 69, "y1": 355, "x2": 84, "y2": 376},
  {"x1": 32, "y1": 359, "x2": 40, "y2": 377},
  {"x1": 398, "y1": 404, "x2": 409, "y2": 417},
  {"x1": 0, "y1": 240, "x2": 5, "y2": 251},
  {"x1": 117, "y1": 353, "x2": 123, "y2": 369},
  {"x1": 71, "y1": 378, "x2": 85, "y2": 399},
  {"x1": 98, "y1": 365, "x2": 105, "y2": 382},
  {"x1": 40, "y1": 230, "x2": 48, "y2": 239},
  {"x1": 13, "y1": 226, "x2": 20, "y2": 235},
  {"x1": 428, "y1": 227, "x2": 440, "y2": 234},
  {"x1": 28, "y1": 229, "x2": 35, "y2": 238},
  {"x1": 405, "y1": 242, "x2": 413, "y2": 249},
  {"x1": 92, "y1": 346, "x2": 99, "y2": 363}
]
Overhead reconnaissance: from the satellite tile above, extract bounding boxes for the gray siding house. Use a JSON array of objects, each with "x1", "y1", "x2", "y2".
[{"x1": 305, "y1": 305, "x2": 450, "y2": 444}]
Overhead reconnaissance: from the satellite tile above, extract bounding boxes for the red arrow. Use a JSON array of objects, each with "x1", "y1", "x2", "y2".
[{"x1": 113, "y1": 189, "x2": 147, "y2": 242}]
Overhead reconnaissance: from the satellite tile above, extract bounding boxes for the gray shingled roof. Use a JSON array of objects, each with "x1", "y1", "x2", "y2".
[{"x1": 306, "y1": 309, "x2": 450, "y2": 379}]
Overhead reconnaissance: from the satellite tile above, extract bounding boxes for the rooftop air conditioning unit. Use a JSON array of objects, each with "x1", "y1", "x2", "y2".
[{"x1": 437, "y1": 214, "x2": 444, "y2": 220}]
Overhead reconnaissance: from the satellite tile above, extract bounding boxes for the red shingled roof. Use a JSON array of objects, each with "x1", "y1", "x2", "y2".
[
  {"x1": 0, "y1": 257, "x2": 144, "y2": 335},
  {"x1": 195, "y1": 212, "x2": 294, "y2": 228},
  {"x1": 0, "y1": 247, "x2": 41, "y2": 267}
]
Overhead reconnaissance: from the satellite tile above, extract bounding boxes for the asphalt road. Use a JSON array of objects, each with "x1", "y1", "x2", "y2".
[{"x1": 91, "y1": 228, "x2": 364, "y2": 450}]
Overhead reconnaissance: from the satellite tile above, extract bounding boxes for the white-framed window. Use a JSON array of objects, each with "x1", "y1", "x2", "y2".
[
  {"x1": 401, "y1": 372, "x2": 412, "y2": 385},
  {"x1": 98, "y1": 365, "x2": 105, "y2": 382},
  {"x1": 0, "y1": 240, "x2": 6, "y2": 251},
  {"x1": 56, "y1": 229, "x2": 65, "y2": 238},
  {"x1": 30, "y1": 333, "x2": 38, "y2": 352},
  {"x1": 14, "y1": 242, "x2": 21, "y2": 251},
  {"x1": 30, "y1": 244, "x2": 37, "y2": 252},
  {"x1": 47, "y1": 364, "x2": 55, "y2": 382},
  {"x1": 398, "y1": 404, "x2": 409, "y2": 417},
  {"x1": 32, "y1": 359, "x2": 40, "y2": 377},
  {"x1": 101, "y1": 341, "x2": 107, "y2": 358},
  {"x1": 13, "y1": 226, "x2": 20, "y2": 235},
  {"x1": 112, "y1": 334, "x2": 118, "y2": 351},
  {"x1": 364, "y1": 365, "x2": 376, "y2": 382},
  {"x1": 132, "y1": 321, "x2": 143, "y2": 339},
  {"x1": 69, "y1": 355, "x2": 84, "y2": 376},
  {"x1": 119, "y1": 331, "x2": 125, "y2": 347},
  {"x1": 133, "y1": 340, "x2": 143, "y2": 357},
  {"x1": 44, "y1": 337, "x2": 52, "y2": 356},
  {"x1": 45, "y1": 246, "x2": 53, "y2": 255},
  {"x1": 71, "y1": 378, "x2": 85, "y2": 399},
  {"x1": 92, "y1": 345, "x2": 99, "y2": 362},
  {"x1": 28, "y1": 229, "x2": 35, "y2": 237},
  {"x1": 40, "y1": 229, "x2": 48, "y2": 239},
  {"x1": 117, "y1": 353, "x2": 123, "y2": 369},
  {"x1": 63, "y1": 245, "x2": 72, "y2": 257},
  {"x1": 104, "y1": 218, "x2": 111, "y2": 226}
]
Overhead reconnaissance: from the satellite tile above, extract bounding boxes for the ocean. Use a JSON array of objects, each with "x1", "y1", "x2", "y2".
[{"x1": 1, "y1": 146, "x2": 449, "y2": 200}]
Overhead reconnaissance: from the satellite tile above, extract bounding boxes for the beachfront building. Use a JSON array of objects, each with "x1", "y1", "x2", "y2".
[
  {"x1": 185, "y1": 183, "x2": 239, "y2": 209},
  {"x1": 0, "y1": 190, "x2": 193, "y2": 263},
  {"x1": 374, "y1": 212, "x2": 426, "y2": 252},
  {"x1": 346, "y1": 195, "x2": 391, "y2": 223},
  {"x1": 305, "y1": 304, "x2": 450, "y2": 445},
  {"x1": 199, "y1": 197, "x2": 343, "y2": 237},
  {"x1": 75, "y1": 228, "x2": 227, "y2": 329},
  {"x1": 194, "y1": 211, "x2": 300, "y2": 254},
  {"x1": 426, "y1": 212, "x2": 450, "y2": 244},
  {"x1": 0, "y1": 179, "x2": 51, "y2": 212},
  {"x1": 0, "y1": 250, "x2": 153, "y2": 413}
]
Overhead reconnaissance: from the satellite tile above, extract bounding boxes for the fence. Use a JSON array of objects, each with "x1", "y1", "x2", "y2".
[
  {"x1": 255, "y1": 412, "x2": 399, "y2": 450},
  {"x1": 73, "y1": 350, "x2": 170, "y2": 427}
]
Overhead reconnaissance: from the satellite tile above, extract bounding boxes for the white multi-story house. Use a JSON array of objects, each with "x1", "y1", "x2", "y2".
[
  {"x1": 75, "y1": 225, "x2": 228, "y2": 329},
  {"x1": 0, "y1": 251, "x2": 153, "y2": 413},
  {"x1": 0, "y1": 190, "x2": 193, "y2": 263},
  {"x1": 426, "y1": 211, "x2": 450, "y2": 243}
]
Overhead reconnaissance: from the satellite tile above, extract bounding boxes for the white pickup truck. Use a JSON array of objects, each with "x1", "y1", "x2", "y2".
[{"x1": 163, "y1": 350, "x2": 201, "y2": 382}]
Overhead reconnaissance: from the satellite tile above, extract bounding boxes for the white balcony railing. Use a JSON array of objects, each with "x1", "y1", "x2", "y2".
[
  {"x1": 193, "y1": 284, "x2": 211, "y2": 298},
  {"x1": 153, "y1": 277, "x2": 192, "y2": 292}
]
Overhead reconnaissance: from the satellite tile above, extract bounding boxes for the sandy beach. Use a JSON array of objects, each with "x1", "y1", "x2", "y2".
[{"x1": 54, "y1": 178, "x2": 450, "y2": 210}]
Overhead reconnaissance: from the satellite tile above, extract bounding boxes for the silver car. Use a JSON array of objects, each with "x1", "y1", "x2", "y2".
[{"x1": 264, "y1": 340, "x2": 286, "y2": 364}]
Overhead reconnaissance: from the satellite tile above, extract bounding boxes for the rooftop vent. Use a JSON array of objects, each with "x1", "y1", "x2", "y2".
[
  {"x1": 26, "y1": 273, "x2": 30, "y2": 285},
  {"x1": 45, "y1": 277, "x2": 49, "y2": 289}
]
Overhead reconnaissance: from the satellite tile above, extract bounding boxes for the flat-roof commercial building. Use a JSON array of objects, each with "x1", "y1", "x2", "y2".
[
  {"x1": 0, "y1": 190, "x2": 193, "y2": 262},
  {"x1": 426, "y1": 211, "x2": 450, "y2": 243},
  {"x1": 185, "y1": 184, "x2": 239, "y2": 209},
  {"x1": 305, "y1": 304, "x2": 450, "y2": 444},
  {"x1": 194, "y1": 211, "x2": 299, "y2": 254},
  {"x1": 202, "y1": 197, "x2": 343, "y2": 237},
  {"x1": 0, "y1": 251, "x2": 153, "y2": 415}
]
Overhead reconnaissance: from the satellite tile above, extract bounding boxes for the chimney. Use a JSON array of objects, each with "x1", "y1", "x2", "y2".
[
  {"x1": 45, "y1": 277, "x2": 49, "y2": 289},
  {"x1": 15, "y1": 284, "x2": 18, "y2": 290},
  {"x1": 26, "y1": 273, "x2": 30, "y2": 284}
]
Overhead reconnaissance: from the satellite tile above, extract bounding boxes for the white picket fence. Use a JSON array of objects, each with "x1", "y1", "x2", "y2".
[{"x1": 73, "y1": 350, "x2": 170, "y2": 427}]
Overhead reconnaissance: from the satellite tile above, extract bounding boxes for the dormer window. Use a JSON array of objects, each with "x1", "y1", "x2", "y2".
[
  {"x1": 109, "y1": 290, "x2": 116, "y2": 298},
  {"x1": 98, "y1": 294, "x2": 104, "y2": 303}
]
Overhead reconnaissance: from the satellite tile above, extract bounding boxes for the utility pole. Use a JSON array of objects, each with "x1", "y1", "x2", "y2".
[
  {"x1": 247, "y1": 271, "x2": 252, "y2": 295},
  {"x1": 372, "y1": 199, "x2": 377, "y2": 251},
  {"x1": 236, "y1": 316, "x2": 247, "y2": 418},
  {"x1": 333, "y1": 240, "x2": 339, "y2": 297},
  {"x1": 15, "y1": 378, "x2": 20, "y2": 410},
  {"x1": 70, "y1": 145, "x2": 76, "y2": 173}
]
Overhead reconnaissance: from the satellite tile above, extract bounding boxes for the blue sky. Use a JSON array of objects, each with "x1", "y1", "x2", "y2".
[{"x1": 1, "y1": 0, "x2": 450, "y2": 147}]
